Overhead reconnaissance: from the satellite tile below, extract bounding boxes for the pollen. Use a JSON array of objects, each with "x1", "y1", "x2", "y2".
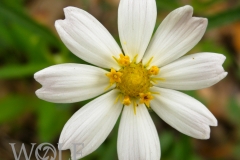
[
  {"x1": 139, "y1": 92, "x2": 153, "y2": 108},
  {"x1": 119, "y1": 54, "x2": 130, "y2": 66},
  {"x1": 113, "y1": 54, "x2": 130, "y2": 67},
  {"x1": 123, "y1": 96, "x2": 131, "y2": 105},
  {"x1": 148, "y1": 66, "x2": 159, "y2": 75}
]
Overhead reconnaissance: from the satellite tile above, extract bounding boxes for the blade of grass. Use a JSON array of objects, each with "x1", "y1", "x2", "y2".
[{"x1": 0, "y1": 64, "x2": 50, "y2": 79}]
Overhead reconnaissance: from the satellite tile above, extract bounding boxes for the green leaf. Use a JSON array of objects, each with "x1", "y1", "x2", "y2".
[
  {"x1": 228, "y1": 98, "x2": 240, "y2": 123},
  {"x1": 0, "y1": 95, "x2": 28, "y2": 123},
  {"x1": 207, "y1": 6, "x2": 240, "y2": 29},
  {"x1": 0, "y1": 64, "x2": 49, "y2": 79},
  {"x1": 0, "y1": 16, "x2": 14, "y2": 48},
  {"x1": 234, "y1": 143, "x2": 240, "y2": 159},
  {"x1": 160, "y1": 131, "x2": 174, "y2": 154},
  {"x1": 0, "y1": 2, "x2": 61, "y2": 47},
  {"x1": 172, "y1": 135, "x2": 193, "y2": 160},
  {"x1": 37, "y1": 101, "x2": 72, "y2": 142},
  {"x1": 9, "y1": 23, "x2": 54, "y2": 63},
  {"x1": 156, "y1": 0, "x2": 180, "y2": 10},
  {"x1": 191, "y1": 0, "x2": 225, "y2": 12}
]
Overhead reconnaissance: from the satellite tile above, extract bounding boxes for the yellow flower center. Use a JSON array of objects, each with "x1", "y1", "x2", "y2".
[
  {"x1": 117, "y1": 62, "x2": 152, "y2": 97},
  {"x1": 106, "y1": 54, "x2": 162, "y2": 113}
]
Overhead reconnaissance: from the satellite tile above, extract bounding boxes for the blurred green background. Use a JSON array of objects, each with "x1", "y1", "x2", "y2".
[{"x1": 0, "y1": 0, "x2": 240, "y2": 159}]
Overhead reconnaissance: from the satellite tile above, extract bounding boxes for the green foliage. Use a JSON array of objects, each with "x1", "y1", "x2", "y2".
[
  {"x1": 159, "y1": 131, "x2": 174, "y2": 154},
  {"x1": 207, "y1": 6, "x2": 240, "y2": 29},
  {"x1": 0, "y1": 64, "x2": 49, "y2": 79},
  {"x1": 37, "y1": 101, "x2": 72, "y2": 142},
  {"x1": 191, "y1": 0, "x2": 225, "y2": 12},
  {"x1": 0, "y1": 95, "x2": 29, "y2": 123},
  {"x1": 0, "y1": 1, "x2": 61, "y2": 48},
  {"x1": 156, "y1": 0, "x2": 180, "y2": 10},
  {"x1": 228, "y1": 98, "x2": 240, "y2": 124}
]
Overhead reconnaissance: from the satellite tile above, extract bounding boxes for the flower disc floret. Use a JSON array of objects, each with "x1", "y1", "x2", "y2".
[
  {"x1": 106, "y1": 68, "x2": 122, "y2": 83},
  {"x1": 117, "y1": 63, "x2": 152, "y2": 98}
]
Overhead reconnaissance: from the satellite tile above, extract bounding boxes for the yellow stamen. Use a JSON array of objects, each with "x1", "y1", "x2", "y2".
[
  {"x1": 123, "y1": 96, "x2": 131, "y2": 106},
  {"x1": 119, "y1": 54, "x2": 130, "y2": 66},
  {"x1": 145, "y1": 57, "x2": 153, "y2": 68},
  {"x1": 151, "y1": 77, "x2": 165, "y2": 83},
  {"x1": 132, "y1": 54, "x2": 138, "y2": 63},
  {"x1": 133, "y1": 100, "x2": 137, "y2": 115},
  {"x1": 150, "y1": 91, "x2": 160, "y2": 95},
  {"x1": 114, "y1": 94, "x2": 122, "y2": 104},
  {"x1": 104, "y1": 83, "x2": 113, "y2": 91},
  {"x1": 139, "y1": 92, "x2": 153, "y2": 108},
  {"x1": 148, "y1": 66, "x2": 159, "y2": 75},
  {"x1": 113, "y1": 56, "x2": 119, "y2": 63},
  {"x1": 106, "y1": 68, "x2": 122, "y2": 83}
]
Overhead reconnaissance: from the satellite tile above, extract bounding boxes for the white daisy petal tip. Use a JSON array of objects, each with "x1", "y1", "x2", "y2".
[
  {"x1": 34, "y1": 72, "x2": 48, "y2": 100},
  {"x1": 220, "y1": 72, "x2": 228, "y2": 80},
  {"x1": 193, "y1": 17, "x2": 208, "y2": 29},
  {"x1": 143, "y1": 4, "x2": 208, "y2": 67},
  {"x1": 54, "y1": 19, "x2": 63, "y2": 28},
  {"x1": 63, "y1": 6, "x2": 76, "y2": 13},
  {"x1": 204, "y1": 134, "x2": 210, "y2": 140},
  {"x1": 211, "y1": 117, "x2": 218, "y2": 127},
  {"x1": 63, "y1": 6, "x2": 85, "y2": 19},
  {"x1": 58, "y1": 141, "x2": 68, "y2": 151},
  {"x1": 34, "y1": 71, "x2": 47, "y2": 101},
  {"x1": 34, "y1": 69, "x2": 44, "y2": 83},
  {"x1": 34, "y1": 64, "x2": 111, "y2": 103},
  {"x1": 170, "y1": 5, "x2": 194, "y2": 23},
  {"x1": 58, "y1": 134, "x2": 68, "y2": 150},
  {"x1": 180, "y1": 5, "x2": 193, "y2": 14},
  {"x1": 155, "y1": 53, "x2": 227, "y2": 90},
  {"x1": 201, "y1": 126, "x2": 210, "y2": 140},
  {"x1": 217, "y1": 54, "x2": 227, "y2": 64},
  {"x1": 212, "y1": 53, "x2": 228, "y2": 83},
  {"x1": 150, "y1": 87, "x2": 219, "y2": 140},
  {"x1": 55, "y1": 5, "x2": 121, "y2": 69},
  {"x1": 35, "y1": 89, "x2": 43, "y2": 100}
]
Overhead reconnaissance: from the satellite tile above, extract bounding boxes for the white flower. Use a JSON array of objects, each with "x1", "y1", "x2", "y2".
[{"x1": 34, "y1": 0, "x2": 227, "y2": 159}]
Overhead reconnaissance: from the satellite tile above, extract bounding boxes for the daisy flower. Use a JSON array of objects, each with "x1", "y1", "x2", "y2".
[{"x1": 34, "y1": 0, "x2": 227, "y2": 159}]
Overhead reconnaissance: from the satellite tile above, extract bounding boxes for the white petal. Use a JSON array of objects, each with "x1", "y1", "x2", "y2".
[
  {"x1": 143, "y1": 5, "x2": 207, "y2": 67},
  {"x1": 34, "y1": 63, "x2": 111, "y2": 103},
  {"x1": 117, "y1": 104, "x2": 160, "y2": 160},
  {"x1": 55, "y1": 6, "x2": 122, "y2": 69},
  {"x1": 150, "y1": 86, "x2": 217, "y2": 139},
  {"x1": 118, "y1": 0, "x2": 157, "y2": 62},
  {"x1": 58, "y1": 90, "x2": 122, "y2": 159},
  {"x1": 154, "y1": 53, "x2": 227, "y2": 90}
]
